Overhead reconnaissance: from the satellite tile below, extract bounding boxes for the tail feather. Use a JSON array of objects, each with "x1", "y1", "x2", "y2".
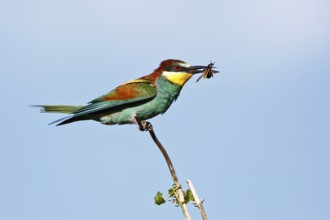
[
  {"x1": 48, "y1": 115, "x2": 72, "y2": 125},
  {"x1": 33, "y1": 105, "x2": 84, "y2": 114},
  {"x1": 32, "y1": 105, "x2": 88, "y2": 126}
]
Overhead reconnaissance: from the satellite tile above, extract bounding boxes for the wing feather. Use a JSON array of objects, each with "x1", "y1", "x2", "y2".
[{"x1": 71, "y1": 79, "x2": 157, "y2": 117}]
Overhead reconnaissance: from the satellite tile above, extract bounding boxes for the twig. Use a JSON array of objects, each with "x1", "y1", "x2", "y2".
[
  {"x1": 145, "y1": 121, "x2": 191, "y2": 220},
  {"x1": 187, "y1": 179, "x2": 208, "y2": 220}
]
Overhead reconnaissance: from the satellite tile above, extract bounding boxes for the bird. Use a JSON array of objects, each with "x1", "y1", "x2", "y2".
[{"x1": 35, "y1": 59, "x2": 215, "y2": 129}]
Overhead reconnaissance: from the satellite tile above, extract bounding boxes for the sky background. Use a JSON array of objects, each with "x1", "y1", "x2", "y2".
[{"x1": 1, "y1": 0, "x2": 329, "y2": 219}]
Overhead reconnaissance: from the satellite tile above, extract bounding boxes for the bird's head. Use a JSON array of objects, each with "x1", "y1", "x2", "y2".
[{"x1": 158, "y1": 59, "x2": 211, "y2": 86}]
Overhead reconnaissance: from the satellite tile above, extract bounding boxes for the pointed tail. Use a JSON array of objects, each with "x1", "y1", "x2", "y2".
[{"x1": 33, "y1": 105, "x2": 84, "y2": 114}]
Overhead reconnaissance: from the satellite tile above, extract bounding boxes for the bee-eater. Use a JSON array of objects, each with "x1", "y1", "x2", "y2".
[{"x1": 36, "y1": 59, "x2": 215, "y2": 128}]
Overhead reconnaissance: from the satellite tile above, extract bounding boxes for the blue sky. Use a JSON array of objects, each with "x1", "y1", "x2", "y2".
[{"x1": 1, "y1": 0, "x2": 329, "y2": 219}]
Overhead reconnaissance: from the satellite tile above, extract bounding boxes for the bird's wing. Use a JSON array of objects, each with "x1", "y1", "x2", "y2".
[{"x1": 71, "y1": 79, "x2": 157, "y2": 117}]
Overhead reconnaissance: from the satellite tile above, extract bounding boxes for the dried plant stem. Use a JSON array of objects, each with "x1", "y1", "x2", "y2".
[{"x1": 187, "y1": 179, "x2": 208, "y2": 220}]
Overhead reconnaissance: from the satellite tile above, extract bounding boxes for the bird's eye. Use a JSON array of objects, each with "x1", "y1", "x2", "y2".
[{"x1": 175, "y1": 66, "x2": 180, "y2": 71}]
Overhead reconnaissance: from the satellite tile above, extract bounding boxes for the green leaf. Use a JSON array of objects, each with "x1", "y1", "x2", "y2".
[
  {"x1": 184, "y1": 189, "x2": 195, "y2": 204},
  {"x1": 168, "y1": 187, "x2": 175, "y2": 197},
  {"x1": 154, "y1": 192, "x2": 166, "y2": 205}
]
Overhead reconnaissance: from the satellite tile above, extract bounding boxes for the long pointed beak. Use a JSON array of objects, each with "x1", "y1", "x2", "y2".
[{"x1": 187, "y1": 65, "x2": 209, "y2": 74}]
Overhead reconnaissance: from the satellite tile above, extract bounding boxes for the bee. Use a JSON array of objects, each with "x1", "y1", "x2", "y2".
[{"x1": 196, "y1": 62, "x2": 218, "y2": 82}]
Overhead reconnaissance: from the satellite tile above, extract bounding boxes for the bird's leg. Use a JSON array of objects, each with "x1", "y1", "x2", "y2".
[{"x1": 134, "y1": 116, "x2": 152, "y2": 131}]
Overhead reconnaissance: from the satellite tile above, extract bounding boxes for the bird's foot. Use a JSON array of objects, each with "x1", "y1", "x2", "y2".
[
  {"x1": 138, "y1": 120, "x2": 152, "y2": 131},
  {"x1": 134, "y1": 117, "x2": 152, "y2": 131}
]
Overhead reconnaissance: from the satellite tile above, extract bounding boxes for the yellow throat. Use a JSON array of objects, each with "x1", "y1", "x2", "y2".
[{"x1": 163, "y1": 71, "x2": 192, "y2": 86}]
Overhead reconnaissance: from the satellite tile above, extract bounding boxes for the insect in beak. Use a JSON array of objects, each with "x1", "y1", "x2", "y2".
[{"x1": 195, "y1": 62, "x2": 219, "y2": 82}]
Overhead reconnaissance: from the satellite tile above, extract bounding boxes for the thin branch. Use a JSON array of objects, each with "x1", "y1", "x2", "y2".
[
  {"x1": 147, "y1": 124, "x2": 179, "y2": 185},
  {"x1": 144, "y1": 121, "x2": 191, "y2": 220},
  {"x1": 187, "y1": 179, "x2": 208, "y2": 220}
]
